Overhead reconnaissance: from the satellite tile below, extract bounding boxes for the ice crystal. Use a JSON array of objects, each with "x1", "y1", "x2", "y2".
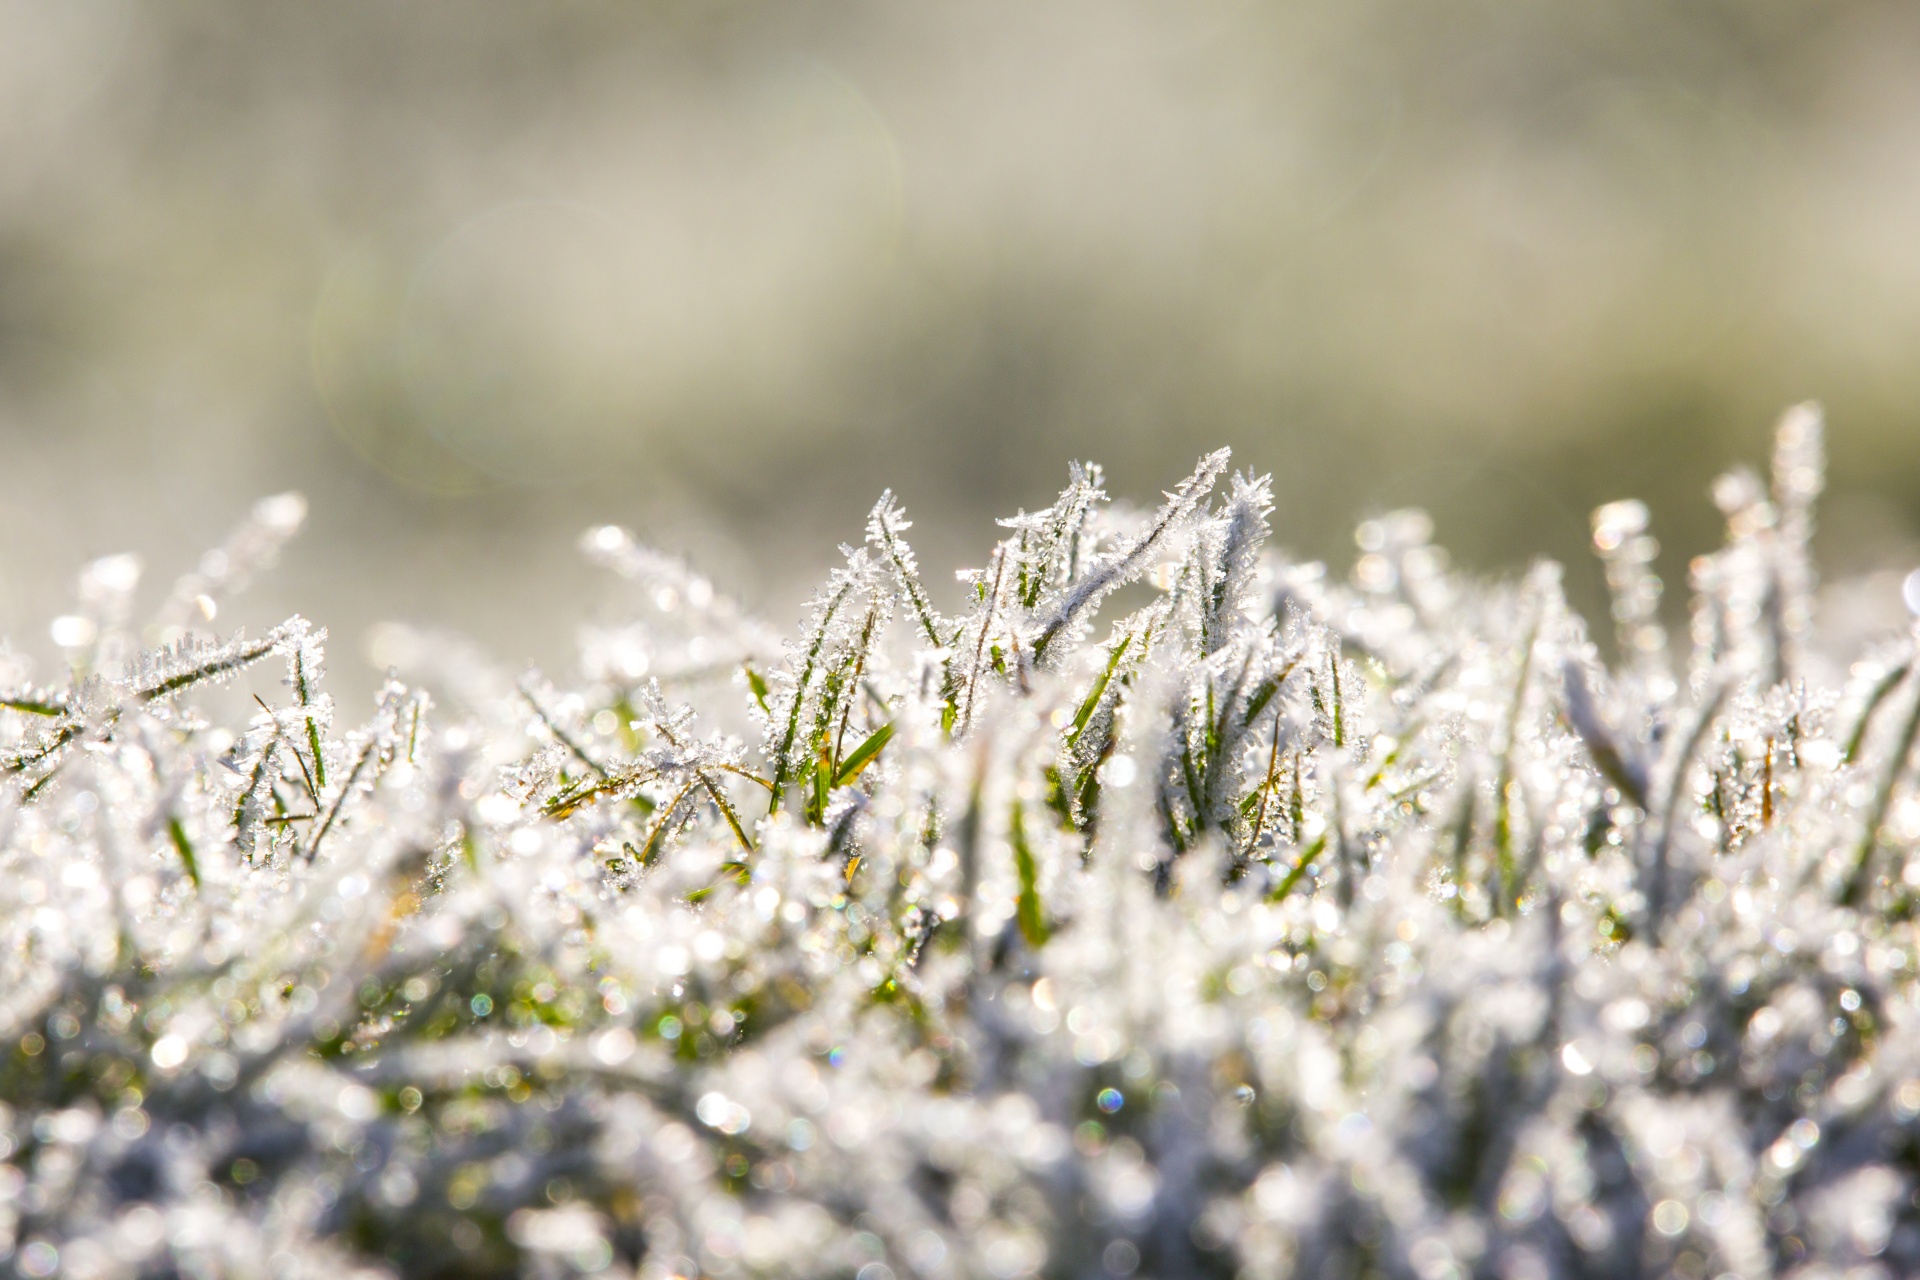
[{"x1": 2, "y1": 408, "x2": 1920, "y2": 1279}]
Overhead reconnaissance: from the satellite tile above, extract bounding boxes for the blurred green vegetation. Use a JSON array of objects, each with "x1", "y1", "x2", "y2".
[{"x1": 2, "y1": 0, "x2": 1917, "y2": 692}]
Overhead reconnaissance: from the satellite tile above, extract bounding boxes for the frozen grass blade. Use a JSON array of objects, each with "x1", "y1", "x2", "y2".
[
  {"x1": 1, "y1": 407, "x2": 1917, "y2": 1280},
  {"x1": 1029, "y1": 448, "x2": 1228, "y2": 661}
]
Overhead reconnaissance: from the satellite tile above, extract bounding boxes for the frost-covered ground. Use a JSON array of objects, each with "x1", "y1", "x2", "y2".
[{"x1": 4, "y1": 407, "x2": 1920, "y2": 1280}]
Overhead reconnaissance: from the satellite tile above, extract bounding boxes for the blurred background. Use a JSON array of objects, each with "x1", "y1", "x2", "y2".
[{"x1": 3, "y1": 0, "x2": 1919, "y2": 699}]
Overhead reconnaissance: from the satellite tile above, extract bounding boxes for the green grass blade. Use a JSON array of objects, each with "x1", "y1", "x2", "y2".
[{"x1": 833, "y1": 722, "x2": 894, "y2": 787}]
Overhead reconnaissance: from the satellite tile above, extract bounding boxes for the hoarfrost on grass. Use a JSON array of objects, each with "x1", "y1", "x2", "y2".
[{"x1": 3, "y1": 404, "x2": 1920, "y2": 1278}]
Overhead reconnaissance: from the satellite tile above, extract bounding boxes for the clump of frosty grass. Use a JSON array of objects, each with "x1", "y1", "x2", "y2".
[{"x1": 6, "y1": 408, "x2": 1920, "y2": 1280}]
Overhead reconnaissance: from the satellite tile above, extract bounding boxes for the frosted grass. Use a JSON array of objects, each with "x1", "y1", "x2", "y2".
[{"x1": 3, "y1": 406, "x2": 1920, "y2": 1278}]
